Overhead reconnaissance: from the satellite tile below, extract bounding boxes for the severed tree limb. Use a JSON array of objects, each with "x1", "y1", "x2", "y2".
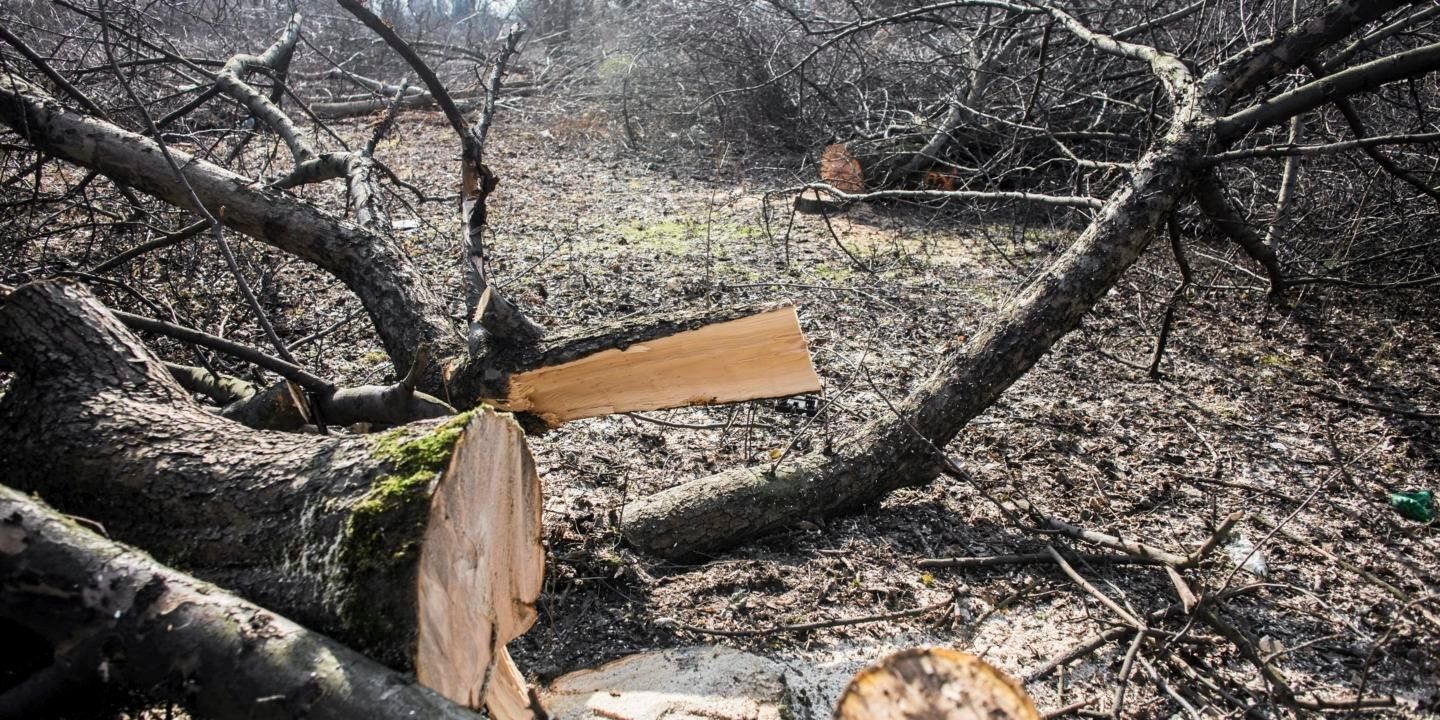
[
  {"x1": 0, "y1": 484, "x2": 482, "y2": 720},
  {"x1": 794, "y1": 182, "x2": 1104, "y2": 209},
  {"x1": 447, "y1": 301, "x2": 821, "y2": 427},
  {"x1": 165, "y1": 360, "x2": 256, "y2": 405},
  {"x1": 0, "y1": 280, "x2": 542, "y2": 715},
  {"x1": 621, "y1": 1, "x2": 1212, "y2": 557}
]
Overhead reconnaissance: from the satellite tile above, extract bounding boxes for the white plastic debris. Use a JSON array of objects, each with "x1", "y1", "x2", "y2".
[{"x1": 1225, "y1": 534, "x2": 1268, "y2": 578}]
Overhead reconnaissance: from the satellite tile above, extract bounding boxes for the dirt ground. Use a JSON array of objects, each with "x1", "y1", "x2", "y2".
[
  {"x1": 13, "y1": 106, "x2": 1438, "y2": 718},
  {"x1": 357, "y1": 111, "x2": 1438, "y2": 717}
]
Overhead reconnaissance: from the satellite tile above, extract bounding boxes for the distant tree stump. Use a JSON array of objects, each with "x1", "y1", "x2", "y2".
[{"x1": 834, "y1": 648, "x2": 1038, "y2": 720}]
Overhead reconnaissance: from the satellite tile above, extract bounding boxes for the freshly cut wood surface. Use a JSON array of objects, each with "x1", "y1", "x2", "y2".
[
  {"x1": 821, "y1": 143, "x2": 865, "y2": 192},
  {"x1": 834, "y1": 648, "x2": 1037, "y2": 720},
  {"x1": 542, "y1": 645, "x2": 790, "y2": 720},
  {"x1": 503, "y1": 304, "x2": 821, "y2": 425},
  {"x1": 0, "y1": 485, "x2": 480, "y2": 720},
  {"x1": 416, "y1": 408, "x2": 545, "y2": 716}
]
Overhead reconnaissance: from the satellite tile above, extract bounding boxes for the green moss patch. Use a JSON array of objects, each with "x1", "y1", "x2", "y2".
[{"x1": 331, "y1": 411, "x2": 474, "y2": 657}]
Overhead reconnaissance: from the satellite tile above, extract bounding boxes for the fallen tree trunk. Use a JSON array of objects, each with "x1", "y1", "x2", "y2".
[
  {"x1": 0, "y1": 280, "x2": 544, "y2": 712},
  {"x1": 0, "y1": 484, "x2": 480, "y2": 720},
  {"x1": 622, "y1": 0, "x2": 1416, "y2": 559},
  {"x1": 620, "y1": 81, "x2": 1212, "y2": 558}
]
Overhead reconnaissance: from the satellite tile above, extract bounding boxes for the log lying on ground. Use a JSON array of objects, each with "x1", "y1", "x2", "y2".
[
  {"x1": 309, "y1": 89, "x2": 487, "y2": 118},
  {"x1": 619, "y1": 14, "x2": 1213, "y2": 560},
  {"x1": 451, "y1": 302, "x2": 822, "y2": 426},
  {"x1": 0, "y1": 280, "x2": 544, "y2": 713},
  {"x1": 0, "y1": 485, "x2": 480, "y2": 720}
]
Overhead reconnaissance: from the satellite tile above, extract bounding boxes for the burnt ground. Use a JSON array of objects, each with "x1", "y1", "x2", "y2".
[{"x1": 7, "y1": 106, "x2": 1439, "y2": 718}]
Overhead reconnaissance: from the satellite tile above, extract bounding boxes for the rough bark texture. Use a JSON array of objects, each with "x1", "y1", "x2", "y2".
[
  {"x1": 0, "y1": 74, "x2": 454, "y2": 375},
  {"x1": 0, "y1": 280, "x2": 491, "y2": 668},
  {"x1": 0, "y1": 485, "x2": 481, "y2": 720}
]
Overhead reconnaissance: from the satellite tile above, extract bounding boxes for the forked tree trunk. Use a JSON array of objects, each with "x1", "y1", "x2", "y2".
[
  {"x1": 0, "y1": 280, "x2": 543, "y2": 712},
  {"x1": 0, "y1": 485, "x2": 480, "y2": 720}
]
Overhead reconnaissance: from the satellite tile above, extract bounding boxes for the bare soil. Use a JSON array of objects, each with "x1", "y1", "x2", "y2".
[
  {"x1": 446, "y1": 113, "x2": 1440, "y2": 717},
  {"x1": 16, "y1": 107, "x2": 1438, "y2": 718}
]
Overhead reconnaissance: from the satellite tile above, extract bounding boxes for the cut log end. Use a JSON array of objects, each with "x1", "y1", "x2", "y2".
[
  {"x1": 835, "y1": 648, "x2": 1038, "y2": 720},
  {"x1": 415, "y1": 407, "x2": 545, "y2": 716},
  {"x1": 500, "y1": 304, "x2": 821, "y2": 426}
]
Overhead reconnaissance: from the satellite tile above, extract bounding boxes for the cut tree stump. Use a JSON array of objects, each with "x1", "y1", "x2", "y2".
[
  {"x1": 0, "y1": 484, "x2": 480, "y2": 720},
  {"x1": 417, "y1": 401, "x2": 545, "y2": 716},
  {"x1": 834, "y1": 648, "x2": 1038, "y2": 720},
  {"x1": 0, "y1": 280, "x2": 544, "y2": 715},
  {"x1": 541, "y1": 646, "x2": 791, "y2": 720}
]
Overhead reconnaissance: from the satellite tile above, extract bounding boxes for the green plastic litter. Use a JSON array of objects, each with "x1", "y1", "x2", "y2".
[{"x1": 1389, "y1": 490, "x2": 1434, "y2": 522}]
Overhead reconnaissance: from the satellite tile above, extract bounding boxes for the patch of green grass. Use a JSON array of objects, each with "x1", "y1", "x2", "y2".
[
  {"x1": 597, "y1": 54, "x2": 636, "y2": 80},
  {"x1": 1259, "y1": 353, "x2": 1293, "y2": 368},
  {"x1": 617, "y1": 218, "x2": 770, "y2": 255},
  {"x1": 812, "y1": 262, "x2": 855, "y2": 282}
]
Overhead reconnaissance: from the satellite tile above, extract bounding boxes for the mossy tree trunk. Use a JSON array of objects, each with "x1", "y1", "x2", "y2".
[
  {"x1": 0, "y1": 280, "x2": 531, "y2": 676},
  {"x1": 0, "y1": 485, "x2": 481, "y2": 720}
]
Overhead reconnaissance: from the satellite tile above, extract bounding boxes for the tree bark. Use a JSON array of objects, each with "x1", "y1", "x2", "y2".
[
  {"x1": 0, "y1": 280, "x2": 537, "y2": 683},
  {"x1": 0, "y1": 484, "x2": 481, "y2": 720}
]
